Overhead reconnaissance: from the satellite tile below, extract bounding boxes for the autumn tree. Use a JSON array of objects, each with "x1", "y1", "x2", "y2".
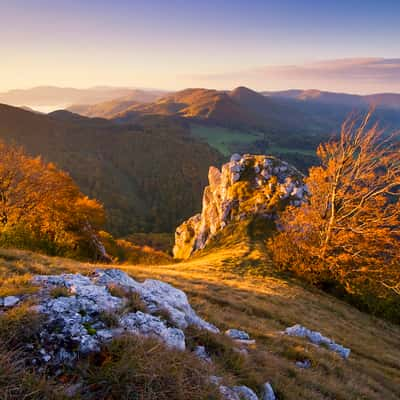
[
  {"x1": 269, "y1": 112, "x2": 400, "y2": 317},
  {"x1": 0, "y1": 141, "x2": 108, "y2": 259}
]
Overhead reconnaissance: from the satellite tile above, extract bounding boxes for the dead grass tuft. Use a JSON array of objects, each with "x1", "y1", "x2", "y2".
[{"x1": 77, "y1": 335, "x2": 222, "y2": 400}]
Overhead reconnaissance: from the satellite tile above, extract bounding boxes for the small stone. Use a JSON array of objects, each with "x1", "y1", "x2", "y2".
[
  {"x1": 194, "y1": 345, "x2": 212, "y2": 363},
  {"x1": 295, "y1": 359, "x2": 311, "y2": 369},
  {"x1": 209, "y1": 375, "x2": 223, "y2": 385},
  {"x1": 225, "y1": 329, "x2": 250, "y2": 340},
  {"x1": 226, "y1": 328, "x2": 255, "y2": 345},
  {"x1": 233, "y1": 385, "x2": 259, "y2": 400},
  {"x1": 262, "y1": 382, "x2": 276, "y2": 400},
  {"x1": 4, "y1": 296, "x2": 20, "y2": 307},
  {"x1": 219, "y1": 385, "x2": 241, "y2": 400},
  {"x1": 42, "y1": 354, "x2": 51, "y2": 362},
  {"x1": 230, "y1": 153, "x2": 242, "y2": 162}
]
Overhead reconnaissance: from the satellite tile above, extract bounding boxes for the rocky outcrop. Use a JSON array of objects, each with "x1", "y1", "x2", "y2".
[
  {"x1": 174, "y1": 153, "x2": 307, "y2": 259},
  {"x1": 27, "y1": 269, "x2": 277, "y2": 399},
  {"x1": 31, "y1": 269, "x2": 218, "y2": 367}
]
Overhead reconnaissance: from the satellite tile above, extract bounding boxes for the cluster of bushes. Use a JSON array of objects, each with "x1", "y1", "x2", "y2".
[{"x1": 0, "y1": 141, "x2": 106, "y2": 260}]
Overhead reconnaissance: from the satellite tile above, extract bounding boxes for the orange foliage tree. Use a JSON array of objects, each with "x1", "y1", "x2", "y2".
[
  {"x1": 269, "y1": 113, "x2": 400, "y2": 316},
  {"x1": 0, "y1": 141, "x2": 107, "y2": 259}
]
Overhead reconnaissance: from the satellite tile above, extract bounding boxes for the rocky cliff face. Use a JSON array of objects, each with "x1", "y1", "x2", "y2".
[{"x1": 173, "y1": 154, "x2": 308, "y2": 259}]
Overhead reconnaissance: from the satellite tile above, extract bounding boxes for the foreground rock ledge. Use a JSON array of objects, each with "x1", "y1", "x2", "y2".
[
  {"x1": 32, "y1": 269, "x2": 218, "y2": 366},
  {"x1": 29, "y1": 269, "x2": 277, "y2": 399}
]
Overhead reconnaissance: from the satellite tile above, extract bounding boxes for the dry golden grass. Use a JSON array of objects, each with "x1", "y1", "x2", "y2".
[{"x1": 0, "y1": 246, "x2": 399, "y2": 399}]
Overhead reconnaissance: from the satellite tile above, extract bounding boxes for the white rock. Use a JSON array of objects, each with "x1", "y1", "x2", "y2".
[
  {"x1": 284, "y1": 324, "x2": 350, "y2": 359},
  {"x1": 194, "y1": 345, "x2": 212, "y2": 363},
  {"x1": 295, "y1": 359, "x2": 311, "y2": 369},
  {"x1": 209, "y1": 375, "x2": 223, "y2": 385},
  {"x1": 33, "y1": 269, "x2": 219, "y2": 367},
  {"x1": 94, "y1": 269, "x2": 219, "y2": 333},
  {"x1": 231, "y1": 153, "x2": 242, "y2": 162},
  {"x1": 4, "y1": 296, "x2": 20, "y2": 307},
  {"x1": 262, "y1": 382, "x2": 276, "y2": 400},
  {"x1": 219, "y1": 385, "x2": 241, "y2": 400},
  {"x1": 226, "y1": 329, "x2": 250, "y2": 340},
  {"x1": 119, "y1": 311, "x2": 186, "y2": 351},
  {"x1": 93, "y1": 268, "x2": 143, "y2": 292},
  {"x1": 233, "y1": 385, "x2": 259, "y2": 400},
  {"x1": 96, "y1": 329, "x2": 114, "y2": 341}
]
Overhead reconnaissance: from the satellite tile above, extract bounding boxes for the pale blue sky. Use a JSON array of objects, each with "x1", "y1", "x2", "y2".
[{"x1": 1, "y1": 0, "x2": 400, "y2": 93}]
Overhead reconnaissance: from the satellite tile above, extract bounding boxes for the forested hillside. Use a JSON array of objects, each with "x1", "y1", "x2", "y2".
[
  {"x1": 0, "y1": 104, "x2": 222, "y2": 235},
  {"x1": 68, "y1": 86, "x2": 400, "y2": 173}
]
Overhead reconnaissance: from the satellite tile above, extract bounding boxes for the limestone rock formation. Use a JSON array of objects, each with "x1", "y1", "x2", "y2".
[
  {"x1": 174, "y1": 153, "x2": 307, "y2": 259},
  {"x1": 31, "y1": 269, "x2": 218, "y2": 367}
]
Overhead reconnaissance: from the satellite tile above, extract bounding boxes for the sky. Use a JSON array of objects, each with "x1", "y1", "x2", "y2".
[{"x1": 1, "y1": 0, "x2": 400, "y2": 94}]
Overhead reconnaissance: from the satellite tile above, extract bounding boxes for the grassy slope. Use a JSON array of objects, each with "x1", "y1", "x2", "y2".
[{"x1": 0, "y1": 246, "x2": 399, "y2": 400}]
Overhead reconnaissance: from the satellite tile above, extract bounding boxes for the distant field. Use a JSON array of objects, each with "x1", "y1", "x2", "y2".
[
  {"x1": 268, "y1": 146, "x2": 316, "y2": 156},
  {"x1": 190, "y1": 124, "x2": 264, "y2": 156},
  {"x1": 190, "y1": 124, "x2": 316, "y2": 160}
]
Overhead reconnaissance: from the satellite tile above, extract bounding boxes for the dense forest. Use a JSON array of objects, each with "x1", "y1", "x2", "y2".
[{"x1": 0, "y1": 105, "x2": 222, "y2": 235}]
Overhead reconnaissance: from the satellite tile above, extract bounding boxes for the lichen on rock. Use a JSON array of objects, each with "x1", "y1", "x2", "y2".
[
  {"x1": 174, "y1": 154, "x2": 307, "y2": 259},
  {"x1": 30, "y1": 269, "x2": 218, "y2": 368}
]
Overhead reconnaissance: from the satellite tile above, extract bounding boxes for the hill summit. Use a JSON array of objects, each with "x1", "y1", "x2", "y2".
[{"x1": 173, "y1": 154, "x2": 307, "y2": 259}]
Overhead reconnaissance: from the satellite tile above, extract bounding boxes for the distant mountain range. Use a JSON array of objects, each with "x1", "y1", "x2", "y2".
[
  {"x1": 68, "y1": 86, "x2": 400, "y2": 132},
  {"x1": 263, "y1": 89, "x2": 400, "y2": 109},
  {"x1": 0, "y1": 86, "x2": 165, "y2": 109},
  {"x1": 69, "y1": 86, "x2": 338, "y2": 137}
]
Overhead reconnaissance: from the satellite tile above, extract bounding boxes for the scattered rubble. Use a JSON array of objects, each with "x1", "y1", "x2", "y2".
[{"x1": 284, "y1": 324, "x2": 351, "y2": 359}]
